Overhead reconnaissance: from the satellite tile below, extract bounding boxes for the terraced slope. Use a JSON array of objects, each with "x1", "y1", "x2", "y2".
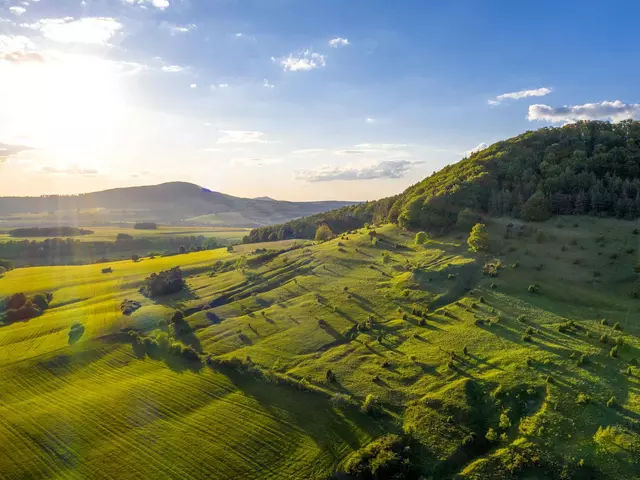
[{"x1": 1, "y1": 217, "x2": 640, "y2": 479}]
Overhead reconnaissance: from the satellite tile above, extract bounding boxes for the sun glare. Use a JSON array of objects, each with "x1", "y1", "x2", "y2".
[{"x1": 0, "y1": 52, "x2": 124, "y2": 167}]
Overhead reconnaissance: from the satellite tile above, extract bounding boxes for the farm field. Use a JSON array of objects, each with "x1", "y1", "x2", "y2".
[
  {"x1": 1, "y1": 217, "x2": 640, "y2": 478},
  {"x1": 0, "y1": 225, "x2": 250, "y2": 243}
]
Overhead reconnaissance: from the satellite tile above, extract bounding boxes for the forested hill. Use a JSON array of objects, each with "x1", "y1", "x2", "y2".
[{"x1": 244, "y1": 120, "x2": 640, "y2": 243}]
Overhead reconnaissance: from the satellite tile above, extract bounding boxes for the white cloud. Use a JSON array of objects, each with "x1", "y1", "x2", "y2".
[
  {"x1": 263, "y1": 78, "x2": 274, "y2": 89},
  {"x1": 9, "y1": 6, "x2": 26, "y2": 16},
  {"x1": 528, "y1": 100, "x2": 640, "y2": 123},
  {"x1": 0, "y1": 141, "x2": 32, "y2": 164},
  {"x1": 354, "y1": 143, "x2": 409, "y2": 149},
  {"x1": 0, "y1": 34, "x2": 43, "y2": 63},
  {"x1": 328, "y1": 37, "x2": 349, "y2": 47},
  {"x1": 161, "y1": 64, "x2": 185, "y2": 72},
  {"x1": 365, "y1": 117, "x2": 376, "y2": 124},
  {"x1": 168, "y1": 23, "x2": 196, "y2": 34},
  {"x1": 189, "y1": 83, "x2": 197, "y2": 89},
  {"x1": 217, "y1": 130, "x2": 276, "y2": 144},
  {"x1": 465, "y1": 142, "x2": 488, "y2": 156},
  {"x1": 218, "y1": 83, "x2": 229, "y2": 88},
  {"x1": 124, "y1": 0, "x2": 170, "y2": 10},
  {"x1": 297, "y1": 160, "x2": 416, "y2": 182},
  {"x1": 280, "y1": 50, "x2": 326, "y2": 72},
  {"x1": 488, "y1": 87, "x2": 552, "y2": 105},
  {"x1": 231, "y1": 157, "x2": 282, "y2": 167},
  {"x1": 24, "y1": 17, "x2": 122, "y2": 45},
  {"x1": 291, "y1": 148, "x2": 325, "y2": 155},
  {"x1": 39, "y1": 164, "x2": 99, "y2": 176}
]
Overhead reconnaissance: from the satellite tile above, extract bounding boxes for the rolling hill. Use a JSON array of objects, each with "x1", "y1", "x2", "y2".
[
  {"x1": 0, "y1": 182, "x2": 356, "y2": 228},
  {"x1": 2, "y1": 121, "x2": 640, "y2": 479},
  {"x1": 244, "y1": 120, "x2": 640, "y2": 243}
]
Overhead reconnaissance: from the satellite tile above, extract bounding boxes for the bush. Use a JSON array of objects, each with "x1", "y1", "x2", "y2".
[
  {"x1": 528, "y1": 284, "x2": 540, "y2": 294},
  {"x1": 468, "y1": 223, "x2": 489, "y2": 252},
  {"x1": 326, "y1": 369, "x2": 337, "y2": 383},
  {"x1": 601, "y1": 318, "x2": 609, "y2": 326},
  {"x1": 102, "y1": 267, "x2": 113, "y2": 274},
  {"x1": 121, "y1": 299, "x2": 142, "y2": 315},
  {"x1": 315, "y1": 224, "x2": 334, "y2": 242},
  {"x1": 576, "y1": 393, "x2": 591, "y2": 405},
  {"x1": 342, "y1": 434, "x2": 414, "y2": 479},
  {"x1": 361, "y1": 394, "x2": 383, "y2": 417},
  {"x1": 414, "y1": 231, "x2": 428, "y2": 245},
  {"x1": 610, "y1": 346, "x2": 619, "y2": 358},
  {"x1": 31, "y1": 293, "x2": 51, "y2": 310},
  {"x1": 613, "y1": 322, "x2": 622, "y2": 331},
  {"x1": 606, "y1": 396, "x2": 617, "y2": 408},
  {"x1": 485, "y1": 428, "x2": 498, "y2": 442},
  {"x1": 517, "y1": 315, "x2": 526, "y2": 323},
  {"x1": 6, "y1": 301, "x2": 41, "y2": 322},
  {"x1": 142, "y1": 267, "x2": 185, "y2": 297},
  {"x1": 171, "y1": 310, "x2": 185, "y2": 324},
  {"x1": 600, "y1": 334, "x2": 609, "y2": 344},
  {"x1": 0, "y1": 259, "x2": 15, "y2": 271},
  {"x1": 0, "y1": 266, "x2": 6, "y2": 276}
]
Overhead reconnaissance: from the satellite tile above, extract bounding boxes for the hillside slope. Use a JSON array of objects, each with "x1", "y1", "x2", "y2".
[
  {"x1": 0, "y1": 182, "x2": 356, "y2": 228},
  {"x1": 245, "y1": 120, "x2": 640, "y2": 242},
  {"x1": 1, "y1": 217, "x2": 640, "y2": 478}
]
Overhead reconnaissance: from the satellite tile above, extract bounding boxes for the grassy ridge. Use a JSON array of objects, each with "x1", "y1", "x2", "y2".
[{"x1": 1, "y1": 218, "x2": 640, "y2": 478}]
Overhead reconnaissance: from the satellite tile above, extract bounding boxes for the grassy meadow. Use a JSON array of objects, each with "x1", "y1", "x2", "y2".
[{"x1": 1, "y1": 217, "x2": 640, "y2": 478}]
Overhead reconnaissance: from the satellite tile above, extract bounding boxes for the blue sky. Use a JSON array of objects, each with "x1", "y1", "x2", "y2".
[{"x1": 1, "y1": 0, "x2": 639, "y2": 200}]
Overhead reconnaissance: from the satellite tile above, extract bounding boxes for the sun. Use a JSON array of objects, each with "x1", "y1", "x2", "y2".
[{"x1": 0, "y1": 51, "x2": 125, "y2": 167}]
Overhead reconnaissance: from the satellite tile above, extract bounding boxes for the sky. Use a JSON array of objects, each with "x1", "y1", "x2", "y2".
[{"x1": 1, "y1": 0, "x2": 640, "y2": 201}]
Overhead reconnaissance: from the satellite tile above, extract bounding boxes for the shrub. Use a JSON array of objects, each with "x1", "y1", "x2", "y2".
[
  {"x1": 528, "y1": 284, "x2": 540, "y2": 294},
  {"x1": 101, "y1": 267, "x2": 113, "y2": 274},
  {"x1": 522, "y1": 334, "x2": 533, "y2": 342},
  {"x1": 479, "y1": 296, "x2": 486, "y2": 304},
  {"x1": 468, "y1": 224, "x2": 489, "y2": 252},
  {"x1": 576, "y1": 393, "x2": 591, "y2": 405},
  {"x1": 131, "y1": 254, "x2": 140, "y2": 262},
  {"x1": 0, "y1": 266, "x2": 6, "y2": 276},
  {"x1": 361, "y1": 394, "x2": 383, "y2": 417},
  {"x1": 601, "y1": 318, "x2": 609, "y2": 326},
  {"x1": 414, "y1": 231, "x2": 428, "y2": 245},
  {"x1": 315, "y1": 225, "x2": 334, "y2": 242},
  {"x1": 600, "y1": 334, "x2": 609, "y2": 344},
  {"x1": 31, "y1": 293, "x2": 51, "y2": 310},
  {"x1": 170, "y1": 310, "x2": 185, "y2": 324},
  {"x1": 517, "y1": 315, "x2": 526, "y2": 323},
  {"x1": 342, "y1": 434, "x2": 413, "y2": 479},
  {"x1": 499, "y1": 412, "x2": 511, "y2": 429},
  {"x1": 6, "y1": 301, "x2": 41, "y2": 322},
  {"x1": 613, "y1": 322, "x2": 622, "y2": 331},
  {"x1": 606, "y1": 396, "x2": 617, "y2": 408},
  {"x1": 121, "y1": 299, "x2": 142, "y2": 315},
  {"x1": 485, "y1": 428, "x2": 498, "y2": 442},
  {"x1": 330, "y1": 393, "x2": 351, "y2": 408},
  {"x1": 326, "y1": 369, "x2": 337, "y2": 382},
  {"x1": 610, "y1": 346, "x2": 619, "y2": 358}
]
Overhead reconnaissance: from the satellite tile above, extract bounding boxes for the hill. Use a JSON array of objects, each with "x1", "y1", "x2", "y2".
[
  {"x1": 244, "y1": 120, "x2": 640, "y2": 243},
  {"x1": 1, "y1": 217, "x2": 640, "y2": 478},
  {"x1": 0, "y1": 182, "x2": 356, "y2": 228}
]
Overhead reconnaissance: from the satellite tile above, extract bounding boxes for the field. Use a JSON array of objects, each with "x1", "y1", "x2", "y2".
[
  {"x1": 0, "y1": 225, "x2": 250, "y2": 243},
  {"x1": 1, "y1": 217, "x2": 640, "y2": 478}
]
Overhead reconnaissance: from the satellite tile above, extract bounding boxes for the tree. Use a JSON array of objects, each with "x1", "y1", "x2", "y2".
[
  {"x1": 315, "y1": 224, "x2": 334, "y2": 242},
  {"x1": 0, "y1": 266, "x2": 6, "y2": 277},
  {"x1": 521, "y1": 191, "x2": 551, "y2": 221},
  {"x1": 414, "y1": 231, "x2": 428, "y2": 245},
  {"x1": 131, "y1": 254, "x2": 140, "y2": 262},
  {"x1": 467, "y1": 223, "x2": 489, "y2": 252},
  {"x1": 456, "y1": 208, "x2": 481, "y2": 232},
  {"x1": 179, "y1": 245, "x2": 187, "y2": 254}
]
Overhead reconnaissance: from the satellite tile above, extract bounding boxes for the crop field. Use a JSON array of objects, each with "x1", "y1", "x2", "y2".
[
  {"x1": 1, "y1": 217, "x2": 640, "y2": 478},
  {"x1": 0, "y1": 225, "x2": 250, "y2": 243}
]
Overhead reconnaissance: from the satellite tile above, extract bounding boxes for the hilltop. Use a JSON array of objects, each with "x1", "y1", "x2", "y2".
[
  {"x1": 0, "y1": 182, "x2": 356, "y2": 228},
  {"x1": 245, "y1": 120, "x2": 640, "y2": 242}
]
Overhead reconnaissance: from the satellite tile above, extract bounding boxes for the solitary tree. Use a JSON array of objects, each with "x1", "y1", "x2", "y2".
[
  {"x1": 179, "y1": 245, "x2": 187, "y2": 254},
  {"x1": 467, "y1": 223, "x2": 489, "y2": 252},
  {"x1": 315, "y1": 224, "x2": 334, "y2": 242}
]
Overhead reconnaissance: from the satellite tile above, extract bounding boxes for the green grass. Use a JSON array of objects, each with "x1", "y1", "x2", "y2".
[{"x1": 1, "y1": 217, "x2": 640, "y2": 478}]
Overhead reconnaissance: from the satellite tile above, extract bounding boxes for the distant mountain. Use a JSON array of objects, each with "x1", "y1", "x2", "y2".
[
  {"x1": 245, "y1": 120, "x2": 640, "y2": 242},
  {"x1": 0, "y1": 182, "x2": 357, "y2": 228}
]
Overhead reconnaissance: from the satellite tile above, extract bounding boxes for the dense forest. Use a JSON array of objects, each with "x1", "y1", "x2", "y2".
[{"x1": 244, "y1": 120, "x2": 640, "y2": 243}]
